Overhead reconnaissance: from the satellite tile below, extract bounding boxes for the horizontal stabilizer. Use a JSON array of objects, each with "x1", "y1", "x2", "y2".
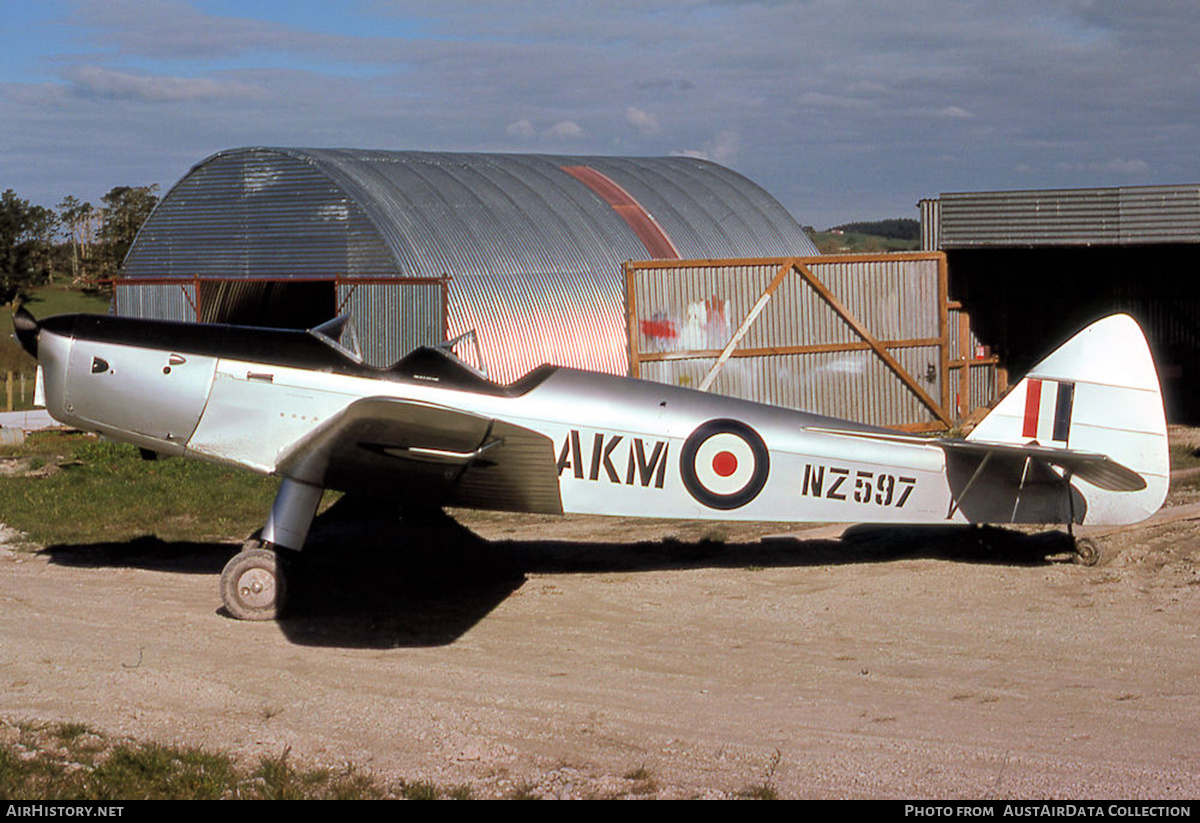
[
  {"x1": 937, "y1": 439, "x2": 1144, "y2": 492},
  {"x1": 805, "y1": 425, "x2": 1146, "y2": 492}
]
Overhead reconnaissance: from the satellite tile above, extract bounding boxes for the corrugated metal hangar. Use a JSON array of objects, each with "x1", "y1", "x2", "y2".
[
  {"x1": 920, "y1": 184, "x2": 1200, "y2": 420},
  {"x1": 119, "y1": 148, "x2": 815, "y2": 382}
]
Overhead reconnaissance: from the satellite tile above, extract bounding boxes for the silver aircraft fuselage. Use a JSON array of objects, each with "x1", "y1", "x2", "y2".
[
  {"x1": 24, "y1": 311, "x2": 1167, "y2": 531},
  {"x1": 15, "y1": 310, "x2": 1168, "y2": 618},
  {"x1": 31, "y1": 313, "x2": 944, "y2": 522}
]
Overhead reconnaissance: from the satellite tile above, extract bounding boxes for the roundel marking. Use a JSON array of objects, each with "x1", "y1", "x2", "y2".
[
  {"x1": 712, "y1": 450, "x2": 738, "y2": 477},
  {"x1": 680, "y1": 419, "x2": 769, "y2": 510}
]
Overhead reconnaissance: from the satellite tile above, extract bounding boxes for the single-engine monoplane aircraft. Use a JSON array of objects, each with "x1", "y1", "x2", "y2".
[{"x1": 12, "y1": 309, "x2": 1167, "y2": 619}]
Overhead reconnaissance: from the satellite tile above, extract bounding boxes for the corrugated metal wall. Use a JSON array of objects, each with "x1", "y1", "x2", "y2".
[
  {"x1": 919, "y1": 198, "x2": 941, "y2": 251},
  {"x1": 113, "y1": 281, "x2": 196, "y2": 322},
  {"x1": 946, "y1": 308, "x2": 989, "y2": 361},
  {"x1": 631, "y1": 258, "x2": 941, "y2": 349},
  {"x1": 935, "y1": 184, "x2": 1200, "y2": 247},
  {"x1": 446, "y1": 270, "x2": 624, "y2": 381},
  {"x1": 125, "y1": 150, "x2": 398, "y2": 279},
  {"x1": 336, "y1": 280, "x2": 445, "y2": 367},
  {"x1": 638, "y1": 347, "x2": 944, "y2": 427},
  {"x1": 626, "y1": 254, "x2": 994, "y2": 430},
  {"x1": 113, "y1": 277, "x2": 447, "y2": 368},
  {"x1": 1118, "y1": 186, "x2": 1200, "y2": 243}
]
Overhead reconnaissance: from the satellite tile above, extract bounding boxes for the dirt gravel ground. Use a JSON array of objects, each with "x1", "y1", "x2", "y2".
[{"x1": 3, "y1": 470, "x2": 1200, "y2": 798}]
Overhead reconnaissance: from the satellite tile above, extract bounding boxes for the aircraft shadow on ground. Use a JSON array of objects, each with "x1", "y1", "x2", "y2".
[{"x1": 40, "y1": 495, "x2": 1076, "y2": 650}]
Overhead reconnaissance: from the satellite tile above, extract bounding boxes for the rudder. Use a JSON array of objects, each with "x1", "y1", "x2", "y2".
[{"x1": 967, "y1": 314, "x2": 1168, "y2": 524}]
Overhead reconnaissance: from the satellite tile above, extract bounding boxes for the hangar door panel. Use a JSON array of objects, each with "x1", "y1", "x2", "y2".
[{"x1": 337, "y1": 280, "x2": 446, "y2": 367}]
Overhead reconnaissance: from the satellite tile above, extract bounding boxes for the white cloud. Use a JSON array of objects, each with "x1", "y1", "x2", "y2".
[
  {"x1": 706, "y1": 130, "x2": 739, "y2": 165},
  {"x1": 505, "y1": 118, "x2": 585, "y2": 141},
  {"x1": 542, "y1": 120, "x2": 585, "y2": 139},
  {"x1": 939, "y1": 106, "x2": 975, "y2": 119},
  {"x1": 505, "y1": 118, "x2": 537, "y2": 139},
  {"x1": 671, "y1": 130, "x2": 739, "y2": 165},
  {"x1": 625, "y1": 106, "x2": 660, "y2": 136},
  {"x1": 3, "y1": 83, "x2": 71, "y2": 105}
]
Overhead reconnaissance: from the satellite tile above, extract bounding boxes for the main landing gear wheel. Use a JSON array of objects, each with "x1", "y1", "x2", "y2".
[
  {"x1": 1073, "y1": 536, "x2": 1103, "y2": 567},
  {"x1": 220, "y1": 547, "x2": 287, "y2": 620}
]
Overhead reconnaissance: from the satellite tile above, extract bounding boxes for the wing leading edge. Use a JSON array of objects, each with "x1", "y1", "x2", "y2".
[{"x1": 276, "y1": 396, "x2": 564, "y2": 514}]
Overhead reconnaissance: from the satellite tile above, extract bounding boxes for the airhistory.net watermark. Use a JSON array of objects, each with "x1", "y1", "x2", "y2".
[{"x1": 6, "y1": 806, "x2": 124, "y2": 817}]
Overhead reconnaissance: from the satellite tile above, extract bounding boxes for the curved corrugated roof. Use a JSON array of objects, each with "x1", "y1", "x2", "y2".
[{"x1": 123, "y1": 148, "x2": 815, "y2": 378}]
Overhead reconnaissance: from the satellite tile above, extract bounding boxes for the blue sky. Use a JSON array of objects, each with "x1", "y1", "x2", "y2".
[{"x1": 1, "y1": 0, "x2": 1196, "y2": 228}]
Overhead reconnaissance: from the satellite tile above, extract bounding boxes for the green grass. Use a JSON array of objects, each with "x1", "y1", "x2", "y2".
[
  {"x1": 623, "y1": 765, "x2": 657, "y2": 796},
  {"x1": 505, "y1": 780, "x2": 541, "y2": 800},
  {"x1": 0, "y1": 286, "x2": 113, "y2": 410},
  {"x1": 401, "y1": 780, "x2": 443, "y2": 800},
  {"x1": 20, "y1": 286, "x2": 112, "y2": 317},
  {"x1": 0, "y1": 431, "x2": 281, "y2": 546},
  {"x1": 735, "y1": 782, "x2": 779, "y2": 800},
  {"x1": 53, "y1": 722, "x2": 95, "y2": 743},
  {"x1": 88, "y1": 744, "x2": 238, "y2": 800},
  {"x1": 808, "y1": 231, "x2": 920, "y2": 255},
  {"x1": 0, "y1": 720, "x2": 513, "y2": 799},
  {"x1": 734, "y1": 748, "x2": 782, "y2": 799},
  {"x1": 0, "y1": 721, "x2": 391, "y2": 800},
  {"x1": 250, "y1": 752, "x2": 378, "y2": 800}
]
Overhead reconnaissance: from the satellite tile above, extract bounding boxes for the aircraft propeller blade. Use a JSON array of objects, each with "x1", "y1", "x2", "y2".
[{"x1": 12, "y1": 307, "x2": 39, "y2": 358}]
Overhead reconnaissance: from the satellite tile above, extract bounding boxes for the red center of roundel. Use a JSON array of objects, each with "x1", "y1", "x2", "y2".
[{"x1": 712, "y1": 451, "x2": 738, "y2": 477}]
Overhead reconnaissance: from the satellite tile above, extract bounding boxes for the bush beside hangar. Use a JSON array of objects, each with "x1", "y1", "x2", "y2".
[{"x1": 118, "y1": 148, "x2": 816, "y2": 382}]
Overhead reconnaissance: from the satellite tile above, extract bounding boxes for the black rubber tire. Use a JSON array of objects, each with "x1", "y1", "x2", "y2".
[
  {"x1": 220, "y1": 548, "x2": 287, "y2": 620},
  {"x1": 1073, "y1": 537, "x2": 1102, "y2": 567}
]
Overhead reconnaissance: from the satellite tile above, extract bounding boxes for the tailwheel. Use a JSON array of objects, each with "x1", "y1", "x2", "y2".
[
  {"x1": 1073, "y1": 536, "x2": 1103, "y2": 567},
  {"x1": 220, "y1": 547, "x2": 288, "y2": 620}
]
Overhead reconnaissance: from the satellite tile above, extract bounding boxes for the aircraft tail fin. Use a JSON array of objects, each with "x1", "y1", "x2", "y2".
[{"x1": 967, "y1": 314, "x2": 1168, "y2": 524}]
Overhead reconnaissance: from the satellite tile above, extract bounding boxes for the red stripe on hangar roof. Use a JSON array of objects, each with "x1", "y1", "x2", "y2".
[{"x1": 561, "y1": 165, "x2": 680, "y2": 260}]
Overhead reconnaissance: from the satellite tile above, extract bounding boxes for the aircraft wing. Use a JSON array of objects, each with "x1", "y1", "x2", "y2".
[
  {"x1": 276, "y1": 396, "x2": 564, "y2": 514},
  {"x1": 806, "y1": 426, "x2": 1146, "y2": 491}
]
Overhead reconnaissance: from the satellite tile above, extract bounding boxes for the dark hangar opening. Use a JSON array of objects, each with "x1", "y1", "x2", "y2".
[
  {"x1": 947, "y1": 244, "x2": 1199, "y2": 421},
  {"x1": 922, "y1": 186, "x2": 1200, "y2": 422},
  {"x1": 198, "y1": 279, "x2": 337, "y2": 330}
]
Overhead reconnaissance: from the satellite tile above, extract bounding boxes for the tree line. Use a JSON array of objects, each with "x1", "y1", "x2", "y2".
[
  {"x1": 0, "y1": 185, "x2": 159, "y2": 302},
  {"x1": 827, "y1": 219, "x2": 919, "y2": 240}
]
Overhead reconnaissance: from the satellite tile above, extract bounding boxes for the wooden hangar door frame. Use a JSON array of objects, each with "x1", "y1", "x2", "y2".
[{"x1": 625, "y1": 253, "x2": 1000, "y2": 432}]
